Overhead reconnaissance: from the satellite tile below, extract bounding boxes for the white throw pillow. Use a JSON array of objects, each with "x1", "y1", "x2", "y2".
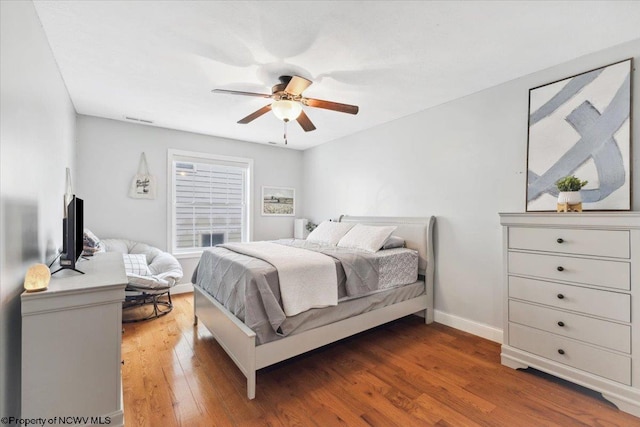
[
  {"x1": 122, "y1": 253, "x2": 151, "y2": 276},
  {"x1": 306, "y1": 221, "x2": 354, "y2": 245},
  {"x1": 337, "y1": 224, "x2": 397, "y2": 253}
]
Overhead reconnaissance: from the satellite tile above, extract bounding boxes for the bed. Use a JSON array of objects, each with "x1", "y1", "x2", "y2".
[{"x1": 192, "y1": 215, "x2": 435, "y2": 399}]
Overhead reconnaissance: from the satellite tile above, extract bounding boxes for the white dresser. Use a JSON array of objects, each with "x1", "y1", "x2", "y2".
[
  {"x1": 499, "y1": 213, "x2": 640, "y2": 417},
  {"x1": 21, "y1": 252, "x2": 127, "y2": 426}
]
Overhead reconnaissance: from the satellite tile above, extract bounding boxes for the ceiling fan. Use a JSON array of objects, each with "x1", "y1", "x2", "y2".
[{"x1": 212, "y1": 75, "x2": 359, "y2": 135}]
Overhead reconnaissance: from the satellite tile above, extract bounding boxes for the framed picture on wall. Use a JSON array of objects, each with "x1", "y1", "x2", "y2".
[
  {"x1": 262, "y1": 186, "x2": 295, "y2": 216},
  {"x1": 525, "y1": 58, "x2": 632, "y2": 211}
]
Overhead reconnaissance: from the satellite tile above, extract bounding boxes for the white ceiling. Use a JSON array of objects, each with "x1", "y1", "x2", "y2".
[{"x1": 33, "y1": 1, "x2": 640, "y2": 150}]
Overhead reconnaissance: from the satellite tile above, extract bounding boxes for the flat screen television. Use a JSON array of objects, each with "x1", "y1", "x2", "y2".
[{"x1": 52, "y1": 195, "x2": 84, "y2": 275}]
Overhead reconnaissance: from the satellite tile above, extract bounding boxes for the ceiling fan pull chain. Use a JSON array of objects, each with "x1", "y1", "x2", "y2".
[{"x1": 283, "y1": 120, "x2": 288, "y2": 145}]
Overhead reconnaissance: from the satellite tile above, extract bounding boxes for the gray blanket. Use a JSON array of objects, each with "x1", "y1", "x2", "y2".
[{"x1": 192, "y1": 240, "x2": 381, "y2": 344}]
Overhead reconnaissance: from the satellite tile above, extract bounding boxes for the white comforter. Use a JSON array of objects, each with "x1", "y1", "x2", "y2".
[{"x1": 221, "y1": 241, "x2": 338, "y2": 316}]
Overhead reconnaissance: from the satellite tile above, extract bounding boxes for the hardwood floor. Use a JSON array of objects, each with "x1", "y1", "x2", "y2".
[{"x1": 122, "y1": 293, "x2": 639, "y2": 426}]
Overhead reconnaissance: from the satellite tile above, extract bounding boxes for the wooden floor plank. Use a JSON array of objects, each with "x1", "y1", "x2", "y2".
[
  {"x1": 121, "y1": 293, "x2": 639, "y2": 426},
  {"x1": 133, "y1": 323, "x2": 180, "y2": 426}
]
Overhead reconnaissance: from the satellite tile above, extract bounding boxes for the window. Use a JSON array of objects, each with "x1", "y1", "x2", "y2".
[{"x1": 168, "y1": 149, "x2": 252, "y2": 255}]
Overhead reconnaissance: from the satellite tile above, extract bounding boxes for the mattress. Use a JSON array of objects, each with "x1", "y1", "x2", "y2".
[{"x1": 372, "y1": 247, "x2": 419, "y2": 290}]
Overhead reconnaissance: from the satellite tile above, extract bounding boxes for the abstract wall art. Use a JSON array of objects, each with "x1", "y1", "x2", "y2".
[{"x1": 526, "y1": 59, "x2": 632, "y2": 211}]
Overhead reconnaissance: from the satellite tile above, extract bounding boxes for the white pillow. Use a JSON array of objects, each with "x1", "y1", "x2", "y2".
[
  {"x1": 122, "y1": 253, "x2": 151, "y2": 276},
  {"x1": 306, "y1": 221, "x2": 354, "y2": 245},
  {"x1": 382, "y1": 235, "x2": 406, "y2": 249},
  {"x1": 337, "y1": 224, "x2": 397, "y2": 253}
]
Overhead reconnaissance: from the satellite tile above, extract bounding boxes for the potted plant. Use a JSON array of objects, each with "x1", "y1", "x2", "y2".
[{"x1": 556, "y1": 175, "x2": 588, "y2": 205}]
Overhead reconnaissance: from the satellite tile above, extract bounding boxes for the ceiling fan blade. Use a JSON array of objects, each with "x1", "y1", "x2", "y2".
[
  {"x1": 238, "y1": 104, "x2": 272, "y2": 124},
  {"x1": 296, "y1": 110, "x2": 316, "y2": 132},
  {"x1": 212, "y1": 89, "x2": 272, "y2": 98},
  {"x1": 303, "y1": 98, "x2": 359, "y2": 115},
  {"x1": 284, "y1": 76, "x2": 312, "y2": 96}
]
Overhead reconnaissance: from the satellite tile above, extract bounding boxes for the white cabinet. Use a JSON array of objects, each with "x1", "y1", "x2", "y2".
[
  {"x1": 21, "y1": 252, "x2": 127, "y2": 426},
  {"x1": 500, "y1": 213, "x2": 640, "y2": 418}
]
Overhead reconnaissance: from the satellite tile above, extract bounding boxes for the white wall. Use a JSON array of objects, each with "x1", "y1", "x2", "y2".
[
  {"x1": 302, "y1": 39, "x2": 640, "y2": 342},
  {"x1": 75, "y1": 116, "x2": 304, "y2": 282},
  {"x1": 0, "y1": 1, "x2": 77, "y2": 418}
]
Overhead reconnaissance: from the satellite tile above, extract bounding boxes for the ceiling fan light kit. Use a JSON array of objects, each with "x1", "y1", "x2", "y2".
[
  {"x1": 212, "y1": 75, "x2": 359, "y2": 143},
  {"x1": 271, "y1": 99, "x2": 302, "y2": 121}
]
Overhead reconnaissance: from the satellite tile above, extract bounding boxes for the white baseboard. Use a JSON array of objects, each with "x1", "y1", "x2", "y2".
[
  {"x1": 434, "y1": 310, "x2": 503, "y2": 343},
  {"x1": 172, "y1": 282, "x2": 194, "y2": 295}
]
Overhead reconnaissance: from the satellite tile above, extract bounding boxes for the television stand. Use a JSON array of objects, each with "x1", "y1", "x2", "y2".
[
  {"x1": 50, "y1": 265, "x2": 84, "y2": 275},
  {"x1": 49, "y1": 252, "x2": 85, "y2": 275}
]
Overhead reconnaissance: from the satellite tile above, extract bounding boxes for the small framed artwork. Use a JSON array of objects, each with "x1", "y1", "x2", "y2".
[
  {"x1": 262, "y1": 186, "x2": 295, "y2": 216},
  {"x1": 526, "y1": 58, "x2": 632, "y2": 211}
]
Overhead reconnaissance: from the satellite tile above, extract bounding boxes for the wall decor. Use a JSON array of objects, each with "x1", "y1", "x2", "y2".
[
  {"x1": 262, "y1": 186, "x2": 295, "y2": 216},
  {"x1": 129, "y1": 152, "x2": 156, "y2": 199},
  {"x1": 526, "y1": 58, "x2": 632, "y2": 211}
]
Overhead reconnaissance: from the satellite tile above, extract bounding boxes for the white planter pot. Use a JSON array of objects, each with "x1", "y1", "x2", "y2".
[{"x1": 558, "y1": 191, "x2": 582, "y2": 204}]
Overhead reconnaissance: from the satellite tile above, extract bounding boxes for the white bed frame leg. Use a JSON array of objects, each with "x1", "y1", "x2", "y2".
[
  {"x1": 246, "y1": 338, "x2": 256, "y2": 399},
  {"x1": 247, "y1": 371, "x2": 256, "y2": 399},
  {"x1": 424, "y1": 280, "x2": 434, "y2": 324},
  {"x1": 424, "y1": 216, "x2": 435, "y2": 325}
]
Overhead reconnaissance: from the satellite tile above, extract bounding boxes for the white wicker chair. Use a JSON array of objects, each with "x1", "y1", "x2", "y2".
[{"x1": 101, "y1": 239, "x2": 183, "y2": 322}]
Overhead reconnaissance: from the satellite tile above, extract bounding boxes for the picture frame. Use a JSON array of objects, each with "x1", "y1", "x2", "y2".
[
  {"x1": 261, "y1": 186, "x2": 295, "y2": 216},
  {"x1": 525, "y1": 58, "x2": 632, "y2": 211}
]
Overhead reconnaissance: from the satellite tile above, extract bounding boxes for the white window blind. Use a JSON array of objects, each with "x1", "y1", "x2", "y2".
[{"x1": 169, "y1": 151, "x2": 251, "y2": 254}]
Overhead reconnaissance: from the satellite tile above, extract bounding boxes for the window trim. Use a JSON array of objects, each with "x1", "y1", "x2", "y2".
[{"x1": 167, "y1": 149, "x2": 253, "y2": 258}]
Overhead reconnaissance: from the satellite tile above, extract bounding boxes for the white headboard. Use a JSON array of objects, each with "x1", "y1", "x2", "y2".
[{"x1": 338, "y1": 215, "x2": 435, "y2": 280}]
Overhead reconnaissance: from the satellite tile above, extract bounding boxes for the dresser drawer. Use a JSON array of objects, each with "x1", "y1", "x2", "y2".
[
  {"x1": 509, "y1": 323, "x2": 631, "y2": 385},
  {"x1": 508, "y1": 300, "x2": 630, "y2": 353},
  {"x1": 508, "y1": 276, "x2": 630, "y2": 322},
  {"x1": 509, "y1": 227, "x2": 630, "y2": 258},
  {"x1": 508, "y1": 252, "x2": 630, "y2": 290}
]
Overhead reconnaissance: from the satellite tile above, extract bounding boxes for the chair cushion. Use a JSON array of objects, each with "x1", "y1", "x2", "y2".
[
  {"x1": 126, "y1": 273, "x2": 170, "y2": 292},
  {"x1": 101, "y1": 238, "x2": 184, "y2": 289},
  {"x1": 148, "y1": 251, "x2": 183, "y2": 279},
  {"x1": 101, "y1": 238, "x2": 130, "y2": 255}
]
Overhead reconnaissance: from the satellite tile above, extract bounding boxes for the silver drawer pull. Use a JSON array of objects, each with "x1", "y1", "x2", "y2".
[
  {"x1": 558, "y1": 349, "x2": 565, "y2": 355},
  {"x1": 557, "y1": 321, "x2": 565, "y2": 327},
  {"x1": 557, "y1": 238, "x2": 564, "y2": 244},
  {"x1": 557, "y1": 266, "x2": 564, "y2": 272},
  {"x1": 557, "y1": 294, "x2": 565, "y2": 299}
]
